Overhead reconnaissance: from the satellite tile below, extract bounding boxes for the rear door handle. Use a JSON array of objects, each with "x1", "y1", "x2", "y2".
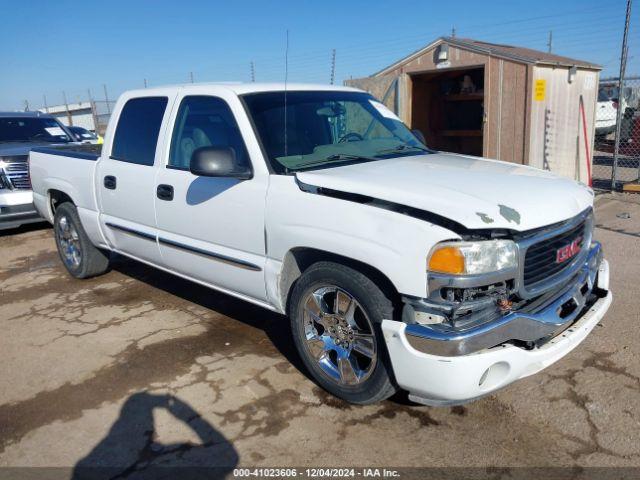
[
  {"x1": 104, "y1": 175, "x2": 116, "y2": 190},
  {"x1": 156, "y1": 184, "x2": 174, "y2": 201}
]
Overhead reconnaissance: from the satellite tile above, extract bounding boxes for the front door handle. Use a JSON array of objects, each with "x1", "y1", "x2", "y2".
[
  {"x1": 104, "y1": 175, "x2": 116, "y2": 190},
  {"x1": 156, "y1": 184, "x2": 174, "y2": 201}
]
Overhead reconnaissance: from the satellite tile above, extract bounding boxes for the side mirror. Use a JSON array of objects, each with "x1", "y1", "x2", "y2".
[
  {"x1": 412, "y1": 129, "x2": 426, "y2": 145},
  {"x1": 190, "y1": 146, "x2": 252, "y2": 180}
]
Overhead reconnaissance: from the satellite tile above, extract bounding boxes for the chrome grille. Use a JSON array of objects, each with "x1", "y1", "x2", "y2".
[
  {"x1": 1, "y1": 159, "x2": 31, "y2": 190},
  {"x1": 523, "y1": 220, "x2": 587, "y2": 287}
]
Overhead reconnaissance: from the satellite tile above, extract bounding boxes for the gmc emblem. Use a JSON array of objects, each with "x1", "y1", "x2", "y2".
[{"x1": 556, "y1": 236, "x2": 582, "y2": 263}]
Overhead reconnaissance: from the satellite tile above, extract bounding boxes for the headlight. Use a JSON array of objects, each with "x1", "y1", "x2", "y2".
[{"x1": 428, "y1": 240, "x2": 518, "y2": 275}]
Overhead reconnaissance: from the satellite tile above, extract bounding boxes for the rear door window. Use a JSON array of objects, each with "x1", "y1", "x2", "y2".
[{"x1": 111, "y1": 97, "x2": 168, "y2": 166}]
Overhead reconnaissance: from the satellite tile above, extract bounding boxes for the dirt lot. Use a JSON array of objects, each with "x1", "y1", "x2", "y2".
[{"x1": 1, "y1": 194, "x2": 639, "y2": 478}]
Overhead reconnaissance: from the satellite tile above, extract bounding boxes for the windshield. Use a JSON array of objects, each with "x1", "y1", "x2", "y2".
[
  {"x1": 0, "y1": 117, "x2": 72, "y2": 143},
  {"x1": 243, "y1": 91, "x2": 429, "y2": 173},
  {"x1": 599, "y1": 85, "x2": 630, "y2": 102},
  {"x1": 70, "y1": 126, "x2": 97, "y2": 140}
]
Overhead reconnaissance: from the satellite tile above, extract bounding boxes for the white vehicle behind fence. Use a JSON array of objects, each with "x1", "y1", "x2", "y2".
[{"x1": 29, "y1": 83, "x2": 612, "y2": 405}]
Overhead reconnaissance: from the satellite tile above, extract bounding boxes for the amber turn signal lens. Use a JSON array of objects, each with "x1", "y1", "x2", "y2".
[{"x1": 428, "y1": 246, "x2": 465, "y2": 274}]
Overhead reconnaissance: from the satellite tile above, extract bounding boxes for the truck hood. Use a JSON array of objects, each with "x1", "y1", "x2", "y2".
[
  {"x1": 0, "y1": 141, "x2": 72, "y2": 157},
  {"x1": 295, "y1": 153, "x2": 594, "y2": 232}
]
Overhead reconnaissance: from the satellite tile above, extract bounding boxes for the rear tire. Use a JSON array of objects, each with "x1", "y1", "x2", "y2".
[
  {"x1": 289, "y1": 261, "x2": 398, "y2": 405},
  {"x1": 53, "y1": 202, "x2": 110, "y2": 279}
]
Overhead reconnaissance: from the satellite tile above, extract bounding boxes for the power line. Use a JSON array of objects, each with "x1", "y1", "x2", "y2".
[
  {"x1": 172, "y1": 10, "x2": 622, "y2": 78},
  {"x1": 22, "y1": 2, "x2": 634, "y2": 112},
  {"x1": 144, "y1": 11, "x2": 626, "y2": 85}
]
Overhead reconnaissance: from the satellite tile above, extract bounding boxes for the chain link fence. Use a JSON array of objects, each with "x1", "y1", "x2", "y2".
[
  {"x1": 593, "y1": 76, "x2": 640, "y2": 190},
  {"x1": 90, "y1": 100, "x2": 117, "y2": 136}
]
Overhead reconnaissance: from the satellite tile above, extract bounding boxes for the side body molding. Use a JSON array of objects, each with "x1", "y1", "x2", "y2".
[{"x1": 295, "y1": 177, "x2": 469, "y2": 235}]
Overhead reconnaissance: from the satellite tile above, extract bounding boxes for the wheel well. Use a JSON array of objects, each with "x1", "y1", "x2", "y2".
[
  {"x1": 49, "y1": 190, "x2": 74, "y2": 214},
  {"x1": 280, "y1": 247, "x2": 400, "y2": 315}
]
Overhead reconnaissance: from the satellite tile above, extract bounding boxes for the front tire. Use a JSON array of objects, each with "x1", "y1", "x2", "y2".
[
  {"x1": 289, "y1": 261, "x2": 398, "y2": 404},
  {"x1": 53, "y1": 202, "x2": 110, "y2": 279}
]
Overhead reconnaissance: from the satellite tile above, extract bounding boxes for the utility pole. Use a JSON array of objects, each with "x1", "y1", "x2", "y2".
[
  {"x1": 547, "y1": 31, "x2": 553, "y2": 53},
  {"x1": 451, "y1": 26, "x2": 456, "y2": 38},
  {"x1": 250, "y1": 61, "x2": 255, "y2": 82},
  {"x1": 144, "y1": 78, "x2": 148, "y2": 88},
  {"x1": 330, "y1": 49, "x2": 336, "y2": 85},
  {"x1": 62, "y1": 91, "x2": 72, "y2": 126},
  {"x1": 103, "y1": 84, "x2": 111, "y2": 114},
  {"x1": 612, "y1": 0, "x2": 633, "y2": 190},
  {"x1": 189, "y1": 71, "x2": 194, "y2": 83},
  {"x1": 43, "y1": 94, "x2": 48, "y2": 113}
]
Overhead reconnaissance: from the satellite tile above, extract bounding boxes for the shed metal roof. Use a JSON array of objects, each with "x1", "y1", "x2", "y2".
[{"x1": 375, "y1": 37, "x2": 601, "y2": 76}]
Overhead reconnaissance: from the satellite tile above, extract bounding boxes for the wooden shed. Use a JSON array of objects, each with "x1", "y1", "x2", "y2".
[{"x1": 346, "y1": 37, "x2": 602, "y2": 182}]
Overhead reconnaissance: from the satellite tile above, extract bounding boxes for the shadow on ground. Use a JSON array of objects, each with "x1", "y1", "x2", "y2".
[
  {"x1": 110, "y1": 254, "x2": 307, "y2": 379},
  {"x1": 110, "y1": 255, "x2": 415, "y2": 407},
  {"x1": 72, "y1": 392, "x2": 238, "y2": 479},
  {"x1": 0, "y1": 222, "x2": 49, "y2": 238}
]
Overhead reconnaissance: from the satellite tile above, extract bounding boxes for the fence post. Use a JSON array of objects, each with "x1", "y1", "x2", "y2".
[
  {"x1": 88, "y1": 89, "x2": 99, "y2": 133},
  {"x1": 612, "y1": 0, "x2": 633, "y2": 190},
  {"x1": 103, "y1": 84, "x2": 111, "y2": 115},
  {"x1": 330, "y1": 49, "x2": 336, "y2": 85},
  {"x1": 62, "y1": 91, "x2": 72, "y2": 126}
]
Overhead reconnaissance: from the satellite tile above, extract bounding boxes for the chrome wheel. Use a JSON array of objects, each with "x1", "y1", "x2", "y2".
[
  {"x1": 302, "y1": 286, "x2": 377, "y2": 386},
  {"x1": 56, "y1": 215, "x2": 82, "y2": 269}
]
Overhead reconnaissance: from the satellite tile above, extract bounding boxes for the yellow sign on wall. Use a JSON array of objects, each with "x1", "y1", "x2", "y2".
[{"x1": 534, "y1": 79, "x2": 546, "y2": 101}]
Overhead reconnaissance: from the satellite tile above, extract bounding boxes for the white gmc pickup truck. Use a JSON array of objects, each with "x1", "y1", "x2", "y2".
[{"x1": 30, "y1": 83, "x2": 612, "y2": 406}]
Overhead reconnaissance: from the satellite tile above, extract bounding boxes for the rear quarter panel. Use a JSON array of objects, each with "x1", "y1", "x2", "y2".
[{"x1": 30, "y1": 151, "x2": 106, "y2": 247}]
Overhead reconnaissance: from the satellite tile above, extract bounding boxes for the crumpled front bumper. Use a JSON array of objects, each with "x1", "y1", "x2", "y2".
[
  {"x1": 403, "y1": 243, "x2": 605, "y2": 356},
  {"x1": 381, "y1": 244, "x2": 611, "y2": 405}
]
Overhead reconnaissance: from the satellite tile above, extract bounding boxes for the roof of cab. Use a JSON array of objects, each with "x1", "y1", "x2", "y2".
[
  {"x1": 0, "y1": 111, "x2": 54, "y2": 118},
  {"x1": 124, "y1": 82, "x2": 362, "y2": 97}
]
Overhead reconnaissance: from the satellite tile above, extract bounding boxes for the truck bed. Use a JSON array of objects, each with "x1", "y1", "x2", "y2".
[
  {"x1": 31, "y1": 143, "x2": 101, "y2": 161},
  {"x1": 29, "y1": 144, "x2": 102, "y2": 233}
]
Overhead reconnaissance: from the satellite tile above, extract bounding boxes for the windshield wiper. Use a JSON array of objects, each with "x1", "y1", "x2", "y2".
[
  {"x1": 295, "y1": 153, "x2": 379, "y2": 171},
  {"x1": 375, "y1": 144, "x2": 431, "y2": 156}
]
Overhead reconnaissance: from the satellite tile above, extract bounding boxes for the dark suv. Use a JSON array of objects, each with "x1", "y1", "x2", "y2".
[{"x1": 0, "y1": 111, "x2": 75, "y2": 230}]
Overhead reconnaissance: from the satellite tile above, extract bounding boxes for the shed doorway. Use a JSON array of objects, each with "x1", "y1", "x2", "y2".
[{"x1": 410, "y1": 66, "x2": 485, "y2": 156}]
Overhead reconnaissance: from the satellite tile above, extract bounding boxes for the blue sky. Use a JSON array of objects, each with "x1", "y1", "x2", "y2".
[{"x1": 1, "y1": 0, "x2": 638, "y2": 110}]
